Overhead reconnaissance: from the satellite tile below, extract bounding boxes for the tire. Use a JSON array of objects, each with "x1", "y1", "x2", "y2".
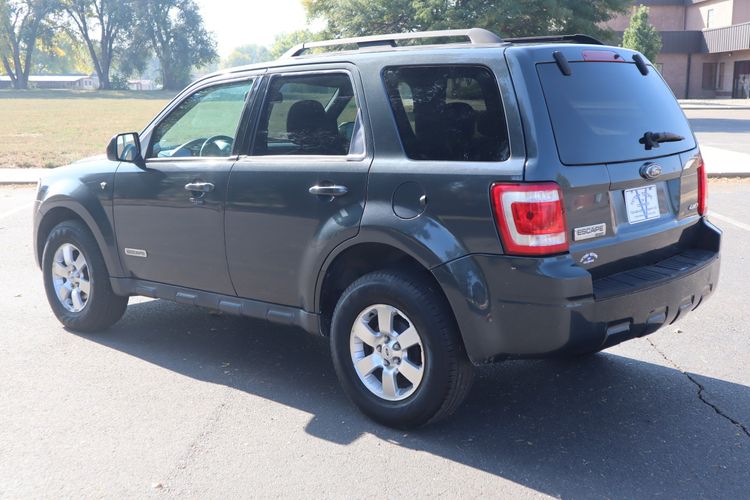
[
  {"x1": 330, "y1": 270, "x2": 474, "y2": 428},
  {"x1": 42, "y1": 220, "x2": 128, "y2": 332}
]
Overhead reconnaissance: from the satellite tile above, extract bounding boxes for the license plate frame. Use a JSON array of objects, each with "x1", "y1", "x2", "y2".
[{"x1": 624, "y1": 185, "x2": 660, "y2": 224}]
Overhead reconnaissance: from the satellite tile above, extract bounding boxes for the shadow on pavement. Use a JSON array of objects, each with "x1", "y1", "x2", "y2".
[{"x1": 75, "y1": 299, "x2": 750, "y2": 497}]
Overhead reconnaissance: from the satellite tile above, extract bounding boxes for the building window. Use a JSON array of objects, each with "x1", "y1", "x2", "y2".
[
  {"x1": 702, "y1": 62, "x2": 725, "y2": 90},
  {"x1": 706, "y1": 8, "x2": 715, "y2": 28}
]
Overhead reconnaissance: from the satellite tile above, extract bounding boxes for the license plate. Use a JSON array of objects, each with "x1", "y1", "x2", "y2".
[{"x1": 624, "y1": 185, "x2": 660, "y2": 224}]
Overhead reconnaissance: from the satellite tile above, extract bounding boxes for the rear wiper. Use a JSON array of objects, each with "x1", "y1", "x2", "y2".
[{"x1": 639, "y1": 131, "x2": 685, "y2": 150}]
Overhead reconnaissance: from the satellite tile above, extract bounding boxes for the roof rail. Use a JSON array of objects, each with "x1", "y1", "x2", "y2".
[
  {"x1": 504, "y1": 34, "x2": 604, "y2": 46},
  {"x1": 282, "y1": 28, "x2": 503, "y2": 58}
]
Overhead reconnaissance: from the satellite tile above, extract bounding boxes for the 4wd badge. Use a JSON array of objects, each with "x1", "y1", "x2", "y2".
[{"x1": 574, "y1": 223, "x2": 606, "y2": 241}]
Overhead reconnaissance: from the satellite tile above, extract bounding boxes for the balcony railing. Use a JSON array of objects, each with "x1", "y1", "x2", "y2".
[{"x1": 703, "y1": 22, "x2": 750, "y2": 53}]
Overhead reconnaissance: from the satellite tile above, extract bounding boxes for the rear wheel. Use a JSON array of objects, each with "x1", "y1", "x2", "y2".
[
  {"x1": 42, "y1": 221, "x2": 128, "y2": 332},
  {"x1": 330, "y1": 271, "x2": 474, "y2": 428}
]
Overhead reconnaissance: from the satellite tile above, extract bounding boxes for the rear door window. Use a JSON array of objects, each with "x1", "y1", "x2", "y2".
[
  {"x1": 537, "y1": 62, "x2": 695, "y2": 165},
  {"x1": 253, "y1": 72, "x2": 364, "y2": 156},
  {"x1": 383, "y1": 66, "x2": 510, "y2": 162}
]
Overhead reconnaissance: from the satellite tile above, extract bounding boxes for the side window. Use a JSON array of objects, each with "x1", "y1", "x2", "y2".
[
  {"x1": 383, "y1": 66, "x2": 510, "y2": 162},
  {"x1": 253, "y1": 72, "x2": 363, "y2": 156},
  {"x1": 149, "y1": 79, "x2": 254, "y2": 159}
]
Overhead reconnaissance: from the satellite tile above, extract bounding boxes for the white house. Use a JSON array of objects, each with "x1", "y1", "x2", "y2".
[{"x1": 0, "y1": 75, "x2": 100, "y2": 89}]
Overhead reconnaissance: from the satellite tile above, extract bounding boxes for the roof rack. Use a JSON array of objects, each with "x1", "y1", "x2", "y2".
[
  {"x1": 504, "y1": 34, "x2": 604, "y2": 46},
  {"x1": 282, "y1": 28, "x2": 504, "y2": 58}
]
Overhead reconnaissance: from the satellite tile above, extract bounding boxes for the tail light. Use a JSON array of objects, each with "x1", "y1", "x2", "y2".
[
  {"x1": 491, "y1": 183, "x2": 569, "y2": 256},
  {"x1": 697, "y1": 156, "x2": 708, "y2": 215}
]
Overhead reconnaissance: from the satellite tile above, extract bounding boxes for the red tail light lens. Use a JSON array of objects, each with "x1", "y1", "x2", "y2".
[
  {"x1": 491, "y1": 183, "x2": 569, "y2": 256},
  {"x1": 697, "y1": 156, "x2": 708, "y2": 215}
]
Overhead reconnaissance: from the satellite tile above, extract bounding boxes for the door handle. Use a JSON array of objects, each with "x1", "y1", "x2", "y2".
[
  {"x1": 308, "y1": 184, "x2": 348, "y2": 197},
  {"x1": 185, "y1": 182, "x2": 215, "y2": 193}
]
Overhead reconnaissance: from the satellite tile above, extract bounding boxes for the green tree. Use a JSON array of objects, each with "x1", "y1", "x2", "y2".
[
  {"x1": 34, "y1": 30, "x2": 92, "y2": 74},
  {"x1": 62, "y1": 0, "x2": 135, "y2": 89},
  {"x1": 0, "y1": 0, "x2": 58, "y2": 89},
  {"x1": 133, "y1": 0, "x2": 217, "y2": 90},
  {"x1": 268, "y1": 29, "x2": 325, "y2": 59},
  {"x1": 222, "y1": 43, "x2": 270, "y2": 68},
  {"x1": 621, "y1": 4, "x2": 662, "y2": 62},
  {"x1": 303, "y1": 0, "x2": 629, "y2": 42}
]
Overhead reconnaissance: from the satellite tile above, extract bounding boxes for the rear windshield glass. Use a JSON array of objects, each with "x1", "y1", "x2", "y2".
[{"x1": 537, "y1": 62, "x2": 695, "y2": 165}]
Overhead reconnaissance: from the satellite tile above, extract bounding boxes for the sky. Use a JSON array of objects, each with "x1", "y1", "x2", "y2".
[{"x1": 195, "y1": 0, "x2": 319, "y2": 57}]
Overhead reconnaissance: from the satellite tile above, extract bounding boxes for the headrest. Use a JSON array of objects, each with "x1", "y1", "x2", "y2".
[{"x1": 287, "y1": 100, "x2": 328, "y2": 135}]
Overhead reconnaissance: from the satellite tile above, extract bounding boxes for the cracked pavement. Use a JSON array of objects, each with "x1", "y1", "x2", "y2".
[
  {"x1": 1, "y1": 181, "x2": 749, "y2": 499},
  {"x1": 647, "y1": 337, "x2": 750, "y2": 440}
]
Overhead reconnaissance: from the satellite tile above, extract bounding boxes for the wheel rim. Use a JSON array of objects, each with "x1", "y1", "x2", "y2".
[
  {"x1": 349, "y1": 304, "x2": 425, "y2": 402},
  {"x1": 51, "y1": 243, "x2": 91, "y2": 313}
]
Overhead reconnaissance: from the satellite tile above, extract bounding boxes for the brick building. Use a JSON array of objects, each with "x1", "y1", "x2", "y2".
[{"x1": 607, "y1": 0, "x2": 750, "y2": 98}]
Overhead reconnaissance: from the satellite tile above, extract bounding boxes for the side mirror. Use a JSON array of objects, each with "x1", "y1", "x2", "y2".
[{"x1": 107, "y1": 132, "x2": 145, "y2": 168}]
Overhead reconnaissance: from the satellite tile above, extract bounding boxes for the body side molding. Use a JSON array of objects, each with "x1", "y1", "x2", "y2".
[{"x1": 110, "y1": 278, "x2": 321, "y2": 335}]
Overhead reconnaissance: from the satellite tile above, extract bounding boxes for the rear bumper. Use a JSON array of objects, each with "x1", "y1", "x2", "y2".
[{"x1": 433, "y1": 218, "x2": 721, "y2": 364}]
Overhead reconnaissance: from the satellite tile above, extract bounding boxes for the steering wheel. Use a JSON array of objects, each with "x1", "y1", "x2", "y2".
[{"x1": 199, "y1": 135, "x2": 234, "y2": 157}]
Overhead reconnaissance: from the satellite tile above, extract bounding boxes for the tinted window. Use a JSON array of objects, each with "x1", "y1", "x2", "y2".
[
  {"x1": 383, "y1": 66, "x2": 509, "y2": 162},
  {"x1": 537, "y1": 62, "x2": 695, "y2": 165},
  {"x1": 253, "y1": 73, "x2": 364, "y2": 156},
  {"x1": 149, "y1": 80, "x2": 254, "y2": 158}
]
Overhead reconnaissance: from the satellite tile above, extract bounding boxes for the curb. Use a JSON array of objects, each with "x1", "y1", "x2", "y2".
[
  {"x1": 708, "y1": 172, "x2": 750, "y2": 179},
  {"x1": 682, "y1": 106, "x2": 750, "y2": 111}
]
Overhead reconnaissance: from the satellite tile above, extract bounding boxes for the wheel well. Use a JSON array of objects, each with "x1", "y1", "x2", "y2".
[
  {"x1": 318, "y1": 243, "x2": 452, "y2": 337},
  {"x1": 36, "y1": 207, "x2": 86, "y2": 266}
]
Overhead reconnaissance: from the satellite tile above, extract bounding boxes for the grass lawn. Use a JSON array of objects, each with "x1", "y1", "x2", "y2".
[{"x1": 0, "y1": 90, "x2": 175, "y2": 168}]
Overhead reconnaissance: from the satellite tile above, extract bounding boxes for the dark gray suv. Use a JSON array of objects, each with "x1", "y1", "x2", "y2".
[{"x1": 33, "y1": 28, "x2": 721, "y2": 428}]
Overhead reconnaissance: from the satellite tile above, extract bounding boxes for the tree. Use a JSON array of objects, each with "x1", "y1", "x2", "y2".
[
  {"x1": 222, "y1": 44, "x2": 270, "y2": 68},
  {"x1": 268, "y1": 29, "x2": 325, "y2": 59},
  {"x1": 34, "y1": 29, "x2": 92, "y2": 74},
  {"x1": 62, "y1": 0, "x2": 134, "y2": 89},
  {"x1": 622, "y1": 4, "x2": 662, "y2": 62},
  {"x1": 303, "y1": 0, "x2": 629, "y2": 43},
  {"x1": 0, "y1": 0, "x2": 58, "y2": 89},
  {"x1": 134, "y1": 0, "x2": 217, "y2": 90}
]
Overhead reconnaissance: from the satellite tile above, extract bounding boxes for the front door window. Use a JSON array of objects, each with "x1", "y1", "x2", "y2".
[{"x1": 149, "y1": 80, "x2": 254, "y2": 158}]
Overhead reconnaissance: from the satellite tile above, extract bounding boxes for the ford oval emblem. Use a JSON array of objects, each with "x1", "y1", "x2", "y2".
[{"x1": 640, "y1": 163, "x2": 662, "y2": 180}]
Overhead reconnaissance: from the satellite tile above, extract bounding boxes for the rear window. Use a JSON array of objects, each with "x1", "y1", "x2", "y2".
[
  {"x1": 383, "y1": 65, "x2": 510, "y2": 162},
  {"x1": 537, "y1": 62, "x2": 695, "y2": 165}
]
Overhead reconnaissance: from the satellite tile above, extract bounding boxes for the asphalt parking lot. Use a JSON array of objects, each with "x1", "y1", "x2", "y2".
[
  {"x1": 685, "y1": 108, "x2": 750, "y2": 155},
  {"x1": 0, "y1": 179, "x2": 748, "y2": 499}
]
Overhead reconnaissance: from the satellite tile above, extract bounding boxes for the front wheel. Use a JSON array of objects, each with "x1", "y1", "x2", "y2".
[
  {"x1": 42, "y1": 221, "x2": 128, "y2": 332},
  {"x1": 330, "y1": 271, "x2": 474, "y2": 428}
]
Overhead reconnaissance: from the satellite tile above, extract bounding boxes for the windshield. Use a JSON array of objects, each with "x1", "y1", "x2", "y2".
[{"x1": 537, "y1": 62, "x2": 695, "y2": 165}]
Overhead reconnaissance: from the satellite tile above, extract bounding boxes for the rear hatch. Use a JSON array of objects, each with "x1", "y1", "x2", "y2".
[{"x1": 521, "y1": 46, "x2": 705, "y2": 276}]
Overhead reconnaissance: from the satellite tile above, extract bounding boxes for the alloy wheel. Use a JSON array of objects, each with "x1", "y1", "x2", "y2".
[
  {"x1": 349, "y1": 304, "x2": 425, "y2": 401},
  {"x1": 51, "y1": 243, "x2": 91, "y2": 313}
]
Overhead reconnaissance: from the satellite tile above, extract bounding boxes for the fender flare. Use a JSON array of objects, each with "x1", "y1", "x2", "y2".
[
  {"x1": 36, "y1": 185, "x2": 123, "y2": 277},
  {"x1": 310, "y1": 219, "x2": 468, "y2": 314}
]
